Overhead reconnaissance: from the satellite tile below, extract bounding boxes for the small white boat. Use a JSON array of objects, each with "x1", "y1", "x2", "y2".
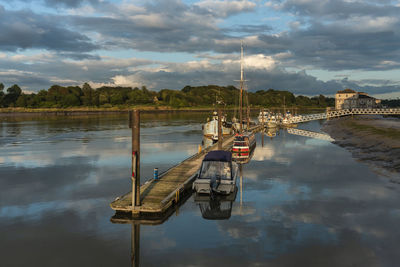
[
  {"x1": 193, "y1": 150, "x2": 239, "y2": 195},
  {"x1": 203, "y1": 111, "x2": 232, "y2": 141},
  {"x1": 257, "y1": 110, "x2": 269, "y2": 125},
  {"x1": 267, "y1": 115, "x2": 279, "y2": 128},
  {"x1": 281, "y1": 111, "x2": 293, "y2": 125}
]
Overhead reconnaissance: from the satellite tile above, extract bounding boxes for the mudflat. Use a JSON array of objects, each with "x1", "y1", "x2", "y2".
[{"x1": 323, "y1": 115, "x2": 400, "y2": 176}]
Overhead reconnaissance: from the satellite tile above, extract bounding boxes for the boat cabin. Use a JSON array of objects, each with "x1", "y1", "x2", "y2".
[{"x1": 193, "y1": 150, "x2": 238, "y2": 195}]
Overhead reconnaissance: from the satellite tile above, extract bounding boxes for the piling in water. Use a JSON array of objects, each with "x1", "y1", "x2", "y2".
[{"x1": 131, "y1": 110, "x2": 141, "y2": 210}]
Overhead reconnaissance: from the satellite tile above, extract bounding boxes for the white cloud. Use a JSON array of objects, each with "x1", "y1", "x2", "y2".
[{"x1": 195, "y1": 0, "x2": 257, "y2": 17}]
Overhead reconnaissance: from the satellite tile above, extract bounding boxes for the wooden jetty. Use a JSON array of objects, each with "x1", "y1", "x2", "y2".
[
  {"x1": 110, "y1": 134, "x2": 235, "y2": 218},
  {"x1": 110, "y1": 109, "x2": 261, "y2": 221}
]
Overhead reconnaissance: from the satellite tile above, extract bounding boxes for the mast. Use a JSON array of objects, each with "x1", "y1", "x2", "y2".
[
  {"x1": 246, "y1": 84, "x2": 250, "y2": 129},
  {"x1": 239, "y1": 41, "x2": 244, "y2": 133},
  {"x1": 283, "y1": 96, "x2": 286, "y2": 114}
]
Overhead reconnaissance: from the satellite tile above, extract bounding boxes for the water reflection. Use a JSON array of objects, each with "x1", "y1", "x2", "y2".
[
  {"x1": 131, "y1": 224, "x2": 140, "y2": 267},
  {"x1": 194, "y1": 190, "x2": 237, "y2": 220},
  {"x1": 1, "y1": 115, "x2": 400, "y2": 266}
]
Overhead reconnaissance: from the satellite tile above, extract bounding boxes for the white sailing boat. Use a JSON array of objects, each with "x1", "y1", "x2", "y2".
[{"x1": 232, "y1": 41, "x2": 256, "y2": 161}]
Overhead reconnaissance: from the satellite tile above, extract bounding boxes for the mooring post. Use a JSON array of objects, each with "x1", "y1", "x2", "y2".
[
  {"x1": 218, "y1": 108, "x2": 222, "y2": 150},
  {"x1": 131, "y1": 109, "x2": 141, "y2": 209},
  {"x1": 261, "y1": 108, "x2": 265, "y2": 128}
]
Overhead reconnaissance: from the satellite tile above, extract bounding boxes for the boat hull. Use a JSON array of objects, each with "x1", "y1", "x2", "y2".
[
  {"x1": 203, "y1": 119, "x2": 232, "y2": 140},
  {"x1": 193, "y1": 180, "x2": 236, "y2": 195}
]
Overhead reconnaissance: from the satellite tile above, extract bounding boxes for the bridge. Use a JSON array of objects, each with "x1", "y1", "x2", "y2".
[
  {"x1": 286, "y1": 108, "x2": 400, "y2": 124},
  {"x1": 286, "y1": 128, "x2": 334, "y2": 142}
]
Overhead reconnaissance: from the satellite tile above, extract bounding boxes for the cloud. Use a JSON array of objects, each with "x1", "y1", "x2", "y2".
[
  {"x1": 0, "y1": 1, "x2": 399, "y2": 97},
  {"x1": 0, "y1": 7, "x2": 98, "y2": 52},
  {"x1": 44, "y1": 0, "x2": 100, "y2": 8},
  {"x1": 195, "y1": 0, "x2": 257, "y2": 17},
  {"x1": 1, "y1": 50, "x2": 399, "y2": 96}
]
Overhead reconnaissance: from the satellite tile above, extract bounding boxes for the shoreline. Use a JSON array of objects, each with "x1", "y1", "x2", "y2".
[
  {"x1": 323, "y1": 115, "x2": 400, "y2": 176},
  {"x1": 0, "y1": 106, "x2": 328, "y2": 117}
]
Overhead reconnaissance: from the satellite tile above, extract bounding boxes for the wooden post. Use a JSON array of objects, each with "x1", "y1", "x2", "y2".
[
  {"x1": 218, "y1": 108, "x2": 222, "y2": 150},
  {"x1": 261, "y1": 108, "x2": 265, "y2": 128},
  {"x1": 131, "y1": 224, "x2": 140, "y2": 267},
  {"x1": 131, "y1": 110, "x2": 140, "y2": 208}
]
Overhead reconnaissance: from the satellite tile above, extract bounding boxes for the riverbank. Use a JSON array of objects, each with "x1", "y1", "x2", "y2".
[
  {"x1": 323, "y1": 115, "x2": 400, "y2": 176},
  {"x1": 0, "y1": 106, "x2": 215, "y2": 116},
  {"x1": 0, "y1": 106, "x2": 328, "y2": 116}
]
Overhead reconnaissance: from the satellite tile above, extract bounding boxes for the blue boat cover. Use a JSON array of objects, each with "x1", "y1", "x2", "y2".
[{"x1": 203, "y1": 150, "x2": 232, "y2": 162}]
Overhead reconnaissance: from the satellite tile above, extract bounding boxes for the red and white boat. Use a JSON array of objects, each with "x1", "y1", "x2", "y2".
[{"x1": 232, "y1": 132, "x2": 256, "y2": 157}]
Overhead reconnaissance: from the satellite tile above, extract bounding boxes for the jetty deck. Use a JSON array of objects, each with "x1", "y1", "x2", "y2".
[{"x1": 110, "y1": 135, "x2": 236, "y2": 218}]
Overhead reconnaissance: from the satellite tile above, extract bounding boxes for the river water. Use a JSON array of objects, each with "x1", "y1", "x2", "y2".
[{"x1": 0, "y1": 113, "x2": 399, "y2": 267}]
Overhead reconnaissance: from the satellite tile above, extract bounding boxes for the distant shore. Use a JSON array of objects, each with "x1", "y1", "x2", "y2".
[
  {"x1": 323, "y1": 115, "x2": 400, "y2": 176},
  {"x1": 0, "y1": 106, "x2": 328, "y2": 116}
]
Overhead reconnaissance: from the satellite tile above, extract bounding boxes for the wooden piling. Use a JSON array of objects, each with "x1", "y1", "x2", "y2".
[
  {"x1": 132, "y1": 110, "x2": 141, "y2": 209},
  {"x1": 261, "y1": 108, "x2": 265, "y2": 128}
]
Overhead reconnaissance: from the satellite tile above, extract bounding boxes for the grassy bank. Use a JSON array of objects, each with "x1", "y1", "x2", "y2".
[
  {"x1": 323, "y1": 116, "x2": 400, "y2": 174},
  {"x1": 342, "y1": 119, "x2": 400, "y2": 140}
]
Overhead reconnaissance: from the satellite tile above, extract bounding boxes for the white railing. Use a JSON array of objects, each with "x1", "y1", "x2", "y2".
[
  {"x1": 287, "y1": 128, "x2": 334, "y2": 142},
  {"x1": 286, "y1": 108, "x2": 400, "y2": 124}
]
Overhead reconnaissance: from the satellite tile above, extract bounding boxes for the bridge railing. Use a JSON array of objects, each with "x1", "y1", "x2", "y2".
[{"x1": 286, "y1": 108, "x2": 400, "y2": 124}]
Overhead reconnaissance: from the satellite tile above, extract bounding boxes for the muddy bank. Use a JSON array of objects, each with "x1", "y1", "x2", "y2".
[{"x1": 323, "y1": 115, "x2": 400, "y2": 176}]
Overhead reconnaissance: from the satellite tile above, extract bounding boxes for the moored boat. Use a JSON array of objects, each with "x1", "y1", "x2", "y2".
[
  {"x1": 203, "y1": 111, "x2": 232, "y2": 141},
  {"x1": 232, "y1": 132, "x2": 256, "y2": 155},
  {"x1": 193, "y1": 150, "x2": 239, "y2": 195}
]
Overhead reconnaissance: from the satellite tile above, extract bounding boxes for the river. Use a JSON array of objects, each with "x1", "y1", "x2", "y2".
[{"x1": 0, "y1": 113, "x2": 399, "y2": 266}]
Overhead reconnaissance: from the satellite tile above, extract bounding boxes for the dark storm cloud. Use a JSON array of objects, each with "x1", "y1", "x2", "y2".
[
  {"x1": 0, "y1": 6, "x2": 98, "y2": 52},
  {"x1": 224, "y1": 24, "x2": 273, "y2": 34},
  {"x1": 272, "y1": 0, "x2": 400, "y2": 20},
  {"x1": 57, "y1": 52, "x2": 101, "y2": 60},
  {"x1": 68, "y1": 0, "x2": 258, "y2": 53},
  {"x1": 64, "y1": 0, "x2": 400, "y2": 72},
  {"x1": 0, "y1": 70, "x2": 55, "y2": 90},
  {"x1": 257, "y1": 0, "x2": 400, "y2": 71},
  {"x1": 72, "y1": 12, "x2": 224, "y2": 53},
  {"x1": 44, "y1": 0, "x2": 99, "y2": 8},
  {"x1": 283, "y1": 22, "x2": 400, "y2": 71}
]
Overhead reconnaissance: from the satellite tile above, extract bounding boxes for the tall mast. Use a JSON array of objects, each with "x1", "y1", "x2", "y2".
[
  {"x1": 283, "y1": 96, "x2": 286, "y2": 114},
  {"x1": 239, "y1": 40, "x2": 244, "y2": 133}
]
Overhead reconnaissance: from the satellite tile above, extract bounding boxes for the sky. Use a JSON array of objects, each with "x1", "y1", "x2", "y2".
[{"x1": 0, "y1": 0, "x2": 399, "y2": 98}]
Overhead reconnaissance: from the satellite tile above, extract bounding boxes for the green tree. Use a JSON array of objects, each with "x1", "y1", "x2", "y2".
[
  {"x1": 4, "y1": 84, "x2": 22, "y2": 107},
  {"x1": 82, "y1": 83, "x2": 94, "y2": 106},
  {"x1": 61, "y1": 94, "x2": 80, "y2": 107},
  {"x1": 16, "y1": 94, "x2": 28, "y2": 107}
]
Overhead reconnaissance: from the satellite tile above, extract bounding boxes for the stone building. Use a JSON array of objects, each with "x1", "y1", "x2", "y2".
[{"x1": 335, "y1": 89, "x2": 381, "y2": 110}]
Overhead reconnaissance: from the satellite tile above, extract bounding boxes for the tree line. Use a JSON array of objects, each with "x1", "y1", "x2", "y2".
[{"x1": 0, "y1": 83, "x2": 336, "y2": 108}]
